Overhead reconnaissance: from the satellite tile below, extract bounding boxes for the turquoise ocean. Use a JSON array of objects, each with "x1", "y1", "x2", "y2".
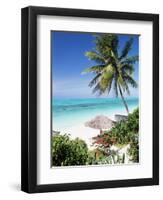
[{"x1": 52, "y1": 97, "x2": 139, "y2": 131}]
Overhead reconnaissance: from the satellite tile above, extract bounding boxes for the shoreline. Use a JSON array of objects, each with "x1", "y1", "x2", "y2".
[{"x1": 52, "y1": 98, "x2": 138, "y2": 132}]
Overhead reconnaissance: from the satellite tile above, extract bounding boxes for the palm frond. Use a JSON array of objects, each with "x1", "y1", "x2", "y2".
[
  {"x1": 82, "y1": 65, "x2": 105, "y2": 74},
  {"x1": 124, "y1": 73, "x2": 138, "y2": 88},
  {"x1": 122, "y1": 56, "x2": 138, "y2": 65},
  {"x1": 92, "y1": 83, "x2": 104, "y2": 95},
  {"x1": 95, "y1": 34, "x2": 119, "y2": 60},
  {"x1": 121, "y1": 64, "x2": 134, "y2": 75},
  {"x1": 111, "y1": 36, "x2": 119, "y2": 57},
  {"x1": 123, "y1": 80, "x2": 130, "y2": 95},
  {"x1": 119, "y1": 37, "x2": 134, "y2": 60},
  {"x1": 85, "y1": 51, "x2": 105, "y2": 64},
  {"x1": 88, "y1": 73, "x2": 101, "y2": 87}
]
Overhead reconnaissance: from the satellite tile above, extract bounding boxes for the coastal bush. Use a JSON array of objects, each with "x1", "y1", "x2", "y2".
[
  {"x1": 128, "y1": 134, "x2": 139, "y2": 162},
  {"x1": 52, "y1": 134, "x2": 88, "y2": 166},
  {"x1": 93, "y1": 108, "x2": 139, "y2": 163},
  {"x1": 87, "y1": 148, "x2": 125, "y2": 165},
  {"x1": 106, "y1": 108, "x2": 139, "y2": 145},
  {"x1": 52, "y1": 109, "x2": 139, "y2": 166},
  {"x1": 87, "y1": 149, "x2": 107, "y2": 165}
]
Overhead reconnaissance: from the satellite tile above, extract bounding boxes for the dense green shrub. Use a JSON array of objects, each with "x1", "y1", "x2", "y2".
[
  {"x1": 87, "y1": 148, "x2": 125, "y2": 165},
  {"x1": 52, "y1": 134, "x2": 88, "y2": 166},
  {"x1": 106, "y1": 108, "x2": 139, "y2": 145},
  {"x1": 87, "y1": 149, "x2": 106, "y2": 165},
  {"x1": 128, "y1": 134, "x2": 139, "y2": 162},
  {"x1": 93, "y1": 108, "x2": 139, "y2": 163}
]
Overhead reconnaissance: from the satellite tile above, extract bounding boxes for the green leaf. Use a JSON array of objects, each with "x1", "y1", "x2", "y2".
[
  {"x1": 120, "y1": 37, "x2": 134, "y2": 60},
  {"x1": 82, "y1": 65, "x2": 105, "y2": 74},
  {"x1": 88, "y1": 73, "x2": 101, "y2": 87},
  {"x1": 122, "y1": 55, "x2": 139, "y2": 65},
  {"x1": 85, "y1": 51, "x2": 105, "y2": 64}
]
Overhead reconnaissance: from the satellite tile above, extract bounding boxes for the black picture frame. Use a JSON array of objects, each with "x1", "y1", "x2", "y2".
[{"x1": 21, "y1": 6, "x2": 159, "y2": 193}]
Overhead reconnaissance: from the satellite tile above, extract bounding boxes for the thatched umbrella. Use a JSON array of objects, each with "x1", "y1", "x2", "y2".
[{"x1": 85, "y1": 115, "x2": 115, "y2": 134}]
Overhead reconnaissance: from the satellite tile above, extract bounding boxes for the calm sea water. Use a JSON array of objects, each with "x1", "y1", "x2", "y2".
[{"x1": 52, "y1": 97, "x2": 139, "y2": 130}]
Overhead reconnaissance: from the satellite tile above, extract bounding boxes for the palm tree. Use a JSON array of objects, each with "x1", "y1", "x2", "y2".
[{"x1": 82, "y1": 34, "x2": 138, "y2": 115}]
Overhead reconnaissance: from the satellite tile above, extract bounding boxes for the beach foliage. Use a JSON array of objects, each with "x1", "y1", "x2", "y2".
[
  {"x1": 87, "y1": 149, "x2": 125, "y2": 165},
  {"x1": 83, "y1": 34, "x2": 138, "y2": 114},
  {"x1": 52, "y1": 109, "x2": 139, "y2": 166},
  {"x1": 52, "y1": 134, "x2": 88, "y2": 166},
  {"x1": 93, "y1": 108, "x2": 139, "y2": 162},
  {"x1": 87, "y1": 149, "x2": 106, "y2": 165}
]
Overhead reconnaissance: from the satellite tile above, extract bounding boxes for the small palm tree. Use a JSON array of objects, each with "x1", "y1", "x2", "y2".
[{"x1": 82, "y1": 34, "x2": 138, "y2": 115}]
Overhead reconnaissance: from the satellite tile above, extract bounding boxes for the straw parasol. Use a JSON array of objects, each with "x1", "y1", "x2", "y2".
[{"x1": 85, "y1": 115, "x2": 115, "y2": 134}]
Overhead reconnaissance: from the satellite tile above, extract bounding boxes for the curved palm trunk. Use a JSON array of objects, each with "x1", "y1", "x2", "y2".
[{"x1": 118, "y1": 84, "x2": 129, "y2": 115}]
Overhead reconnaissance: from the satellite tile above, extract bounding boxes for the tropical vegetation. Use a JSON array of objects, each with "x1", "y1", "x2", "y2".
[
  {"x1": 83, "y1": 34, "x2": 138, "y2": 114},
  {"x1": 52, "y1": 134, "x2": 88, "y2": 166},
  {"x1": 93, "y1": 108, "x2": 139, "y2": 163},
  {"x1": 51, "y1": 33, "x2": 139, "y2": 166},
  {"x1": 52, "y1": 108, "x2": 139, "y2": 166}
]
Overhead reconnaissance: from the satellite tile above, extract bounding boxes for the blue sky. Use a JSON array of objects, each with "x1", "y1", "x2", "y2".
[{"x1": 52, "y1": 31, "x2": 139, "y2": 98}]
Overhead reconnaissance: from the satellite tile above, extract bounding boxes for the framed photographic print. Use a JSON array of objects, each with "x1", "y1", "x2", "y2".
[{"x1": 21, "y1": 6, "x2": 159, "y2": 193}]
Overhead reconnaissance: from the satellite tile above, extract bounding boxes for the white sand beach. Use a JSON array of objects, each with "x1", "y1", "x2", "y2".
[
  {"x1": 54, "y1": 124, "x2": 99, "y2": 149},
  {"x1": 53, "y1": 113, "x2": 127, "y2": 149},
  {"x1": 53, "y1": 111, "x2": 133, "y2": 163},
  {"x1": 53, "y1": 122, "x2": 131, "y2": 163}
]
